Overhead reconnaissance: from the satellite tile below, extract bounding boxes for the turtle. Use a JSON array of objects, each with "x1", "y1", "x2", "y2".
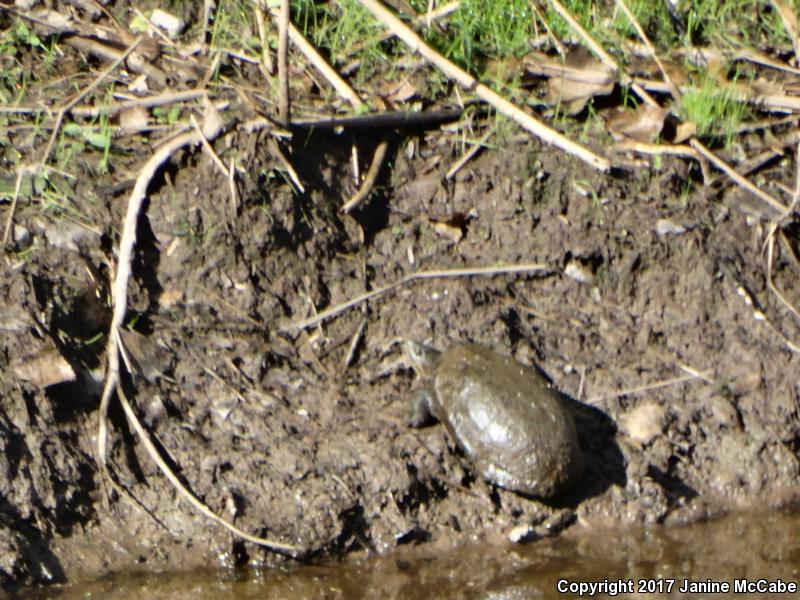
[{"x1": 405, "y1": 341, "x2": 583, "y2": 499}]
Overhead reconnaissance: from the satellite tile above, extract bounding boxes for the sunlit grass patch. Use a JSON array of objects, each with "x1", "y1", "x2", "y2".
[{"x1": 680, "y1": 75, "x2": 748, "y2": 145}]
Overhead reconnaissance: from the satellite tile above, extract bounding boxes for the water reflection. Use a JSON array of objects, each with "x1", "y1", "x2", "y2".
[{"x1": 27, "y1": 510, "x2": 800, "y2": 599}]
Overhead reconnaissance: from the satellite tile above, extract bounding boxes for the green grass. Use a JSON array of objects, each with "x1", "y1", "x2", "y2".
[
  {"x1": 679, "y1": 74, "x2": 748, "y2": 144},
  {"x1": 415, "y1": 0, "x2": 536, "y2": 66},
  {"x1": 682, "y1": 0, "x2": 797, "y2": 47}
]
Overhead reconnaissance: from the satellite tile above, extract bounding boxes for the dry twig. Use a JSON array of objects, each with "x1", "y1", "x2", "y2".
[
  {"x1": 341, "y1": 141, "x2": 389, "y2": 213},
  {"x1": 282, "y1": 263, "x2": 548, "y2": 332},
  {"x1": 95, "y1": 102, "x2": 298, "y2": 553},
  {"x1": 277, "y1": 0, "x2": 290, "y2": 124},
  {"x1": 257, "y1": 1, "x2": 364, "y2": 110},
  {"x1": 690, "y1": 139, "x2": 787, "y2": 215},
  {"x1": 446, "y1": 129, "x2": 493, "y2": 179},
  {"x1": 615, "y1": 0, "x2": 680, "y2": 99},
  {"x1": 267, "y1": 137, "x2": 305, "y2": 192},
  {"x1": 588, "y1": 370, "x2": 712, "y2": 404},
  {"x1": 548, "y1": 0, "x2": 617, "y2": 72},
  {"x1": 70, "y1": 89, "x2": 207, "y2": 118}
]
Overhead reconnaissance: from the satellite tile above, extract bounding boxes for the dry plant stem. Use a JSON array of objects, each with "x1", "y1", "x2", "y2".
[
  {"x1": 114, "y1": 384, "x2": 300, "y2": 553},
  {"x1": 615, "y1": 0, "x2": 680, "y2": 99},
  {"x1": 612, "y1": 141, "x2": 698, "y2": 159},
  {"x1": 588, "y1": 370, "x2": 711, "y2": 404},
  {"x1": 343, "y1": 319, "x2": 368, "y2": 368},
  {"x1": 677, "y1": 364, "x2": 716, "y2": 384},
  {"x1": 267, "y1": 138, "x2": 305, "y2": 192},
  {"x1": 228, "y1": 159, "x2": 239, "y2": 219},
  {"x1": 94, "y1": 114, "x2": 296, "y2": 553},
  {"x1": 346, "y1": 1, "x2": 461, "y2": 57},
  {"x1": 342, "y1": 140, "x2": 389, "y2": 212},
  {"x1": 277, "y1": 0, "x2": 290, "y2": 124},
  {"x1": 283, "y1": 263, "x2": 547, "y2": 332},
  {"x1": 357, "y1": 0, "x2": 609, "y2": 172},
  {"x1": 1, "y1": 166, "x2": 33, "y2": 247},
  {"x1": 65, "y1": 36, "x2": 166, "y2": 87},
  {"x1": 275, "y1": 13, "x2": 364, "y2": 109},
  {"x1": 770, "y1": 0, "x2": 800, "y2": 67},
  {"x1": 446, "y1": 130, "x2": 493, "y2": 179},
  {"x1": 548, "y1": 0, "x2": 618, "y2": 72},
  {"x1": 98, "y1": 121, "x2": 222, "y2": 464},
  {"x1": 529, "y1": 1, "x2": 566, "y2": 57},
  {"x1": 689, "y1": 139, "x2": 787, "y2": 214},
  {"x1": 255, "y1": 6, "x2": 275, "y2": 75},
  {"x1": 190, "y1": 114, "x2": 229, "y2": 177},
  {"x1": 737, "y1": 48, "x2": 800, "y2": 76},
  {"x1": 70, "y1": 89, "x2": 207, "y2": 117}
]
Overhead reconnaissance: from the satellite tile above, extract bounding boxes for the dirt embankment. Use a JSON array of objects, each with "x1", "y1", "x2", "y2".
[{"x1": 2, "y1": 123, "x2": 800, "y2": 590}]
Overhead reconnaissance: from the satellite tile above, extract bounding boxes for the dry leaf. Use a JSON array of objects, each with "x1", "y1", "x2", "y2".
[
  {"x1": 673, "y1": 121, "x2": 696, "y2": 144},
  {"x1": 534, "y1": 47, "x2": 615, "y2": 115},
  {"x1": 379, "y1": 79, "x2": 418, "y2": 104},
  {"x1": 13, "y1": 346, "x2": 76, "y2": 388},
  {"x1": 605, "y1": 105, "x2": 668, "y2": 142},
  {"x1": 118, "y1": 106, "x2": 150, "y2": 135},
  {"x1": 128, "y1": 74, "x2": 149, "y2": 94},
  {"x1": 429, "y1": 213, "x2": 469, "y2": 243},
  {"x1": 118, "y1": 328, "x2": 170, "y2": 382}
]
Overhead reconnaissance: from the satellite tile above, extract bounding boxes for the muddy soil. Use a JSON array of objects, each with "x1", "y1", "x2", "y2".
[{"x1": 2, "y1": 115, "x2": 800, "y2": 590}]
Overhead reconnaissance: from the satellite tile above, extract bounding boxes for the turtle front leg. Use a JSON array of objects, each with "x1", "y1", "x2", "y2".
[{"x1": 409, "y1": 386, "x2": 438, "y2": 428}]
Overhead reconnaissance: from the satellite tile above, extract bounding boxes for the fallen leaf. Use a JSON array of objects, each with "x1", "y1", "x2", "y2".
[
  {"x1": 605, "y1": 104, "x2": 668, "y2": 142},
  {"x1": 379, "y1": 79, "x2": 418, "y2": 104},
  {"x1": 429, "y1": 212, "x2": 470, "y2": 243},
  {"x1": 118, "y1": 328, "x2": 170, "y2": 383},
  {"x1": 673, "y1": 121, "x2": 696, "y2": 144},
  {"x1": 525, "y1": 47, "x2": 615, "y2": 115},
  {"x1": 13, "y1": 346, "x2": 76, "y2": 388}
]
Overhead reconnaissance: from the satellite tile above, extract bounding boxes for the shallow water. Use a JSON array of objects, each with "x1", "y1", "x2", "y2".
[{"x1": 25, "y1": 510, "x2": 800, "y2": 599}]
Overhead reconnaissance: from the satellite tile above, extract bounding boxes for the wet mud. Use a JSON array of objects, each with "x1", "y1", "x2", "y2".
[{"x1": 2, "y1": 121, "x2": 800, "y2": 590}]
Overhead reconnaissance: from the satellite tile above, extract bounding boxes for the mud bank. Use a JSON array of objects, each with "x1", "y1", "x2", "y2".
[{"x1": 2, "y1": 123, "x2": 799, "y2": 589}]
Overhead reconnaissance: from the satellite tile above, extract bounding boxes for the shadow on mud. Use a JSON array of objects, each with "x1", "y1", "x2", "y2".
[{"x1": 559, "y1": 395, "x2": 627, "y2": 506}]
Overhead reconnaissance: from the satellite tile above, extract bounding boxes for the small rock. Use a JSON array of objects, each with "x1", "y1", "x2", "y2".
[
  {"x1": 620, "y1": 401, "x2": 667, "y2": 446},
  {"x1": 13, "y1": 346, "x2": 76, "y2": 388},
  {"x1": 508, "y1": 523, "x2": 534, "y2": 544},
  {"x1": 12, "y1": 224, "x2": 30, "y2": 247},
  {"x1": 655, "y1": 218, "x2": 687, "y2": 236},
  {"x1": 564, "y1": 261, "x2": 594, "y2": 284}
]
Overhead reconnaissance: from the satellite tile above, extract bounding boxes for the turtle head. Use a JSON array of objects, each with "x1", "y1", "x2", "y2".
[{"x1": 403, "y1": 340, "x2": 440, "y2": 378}]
